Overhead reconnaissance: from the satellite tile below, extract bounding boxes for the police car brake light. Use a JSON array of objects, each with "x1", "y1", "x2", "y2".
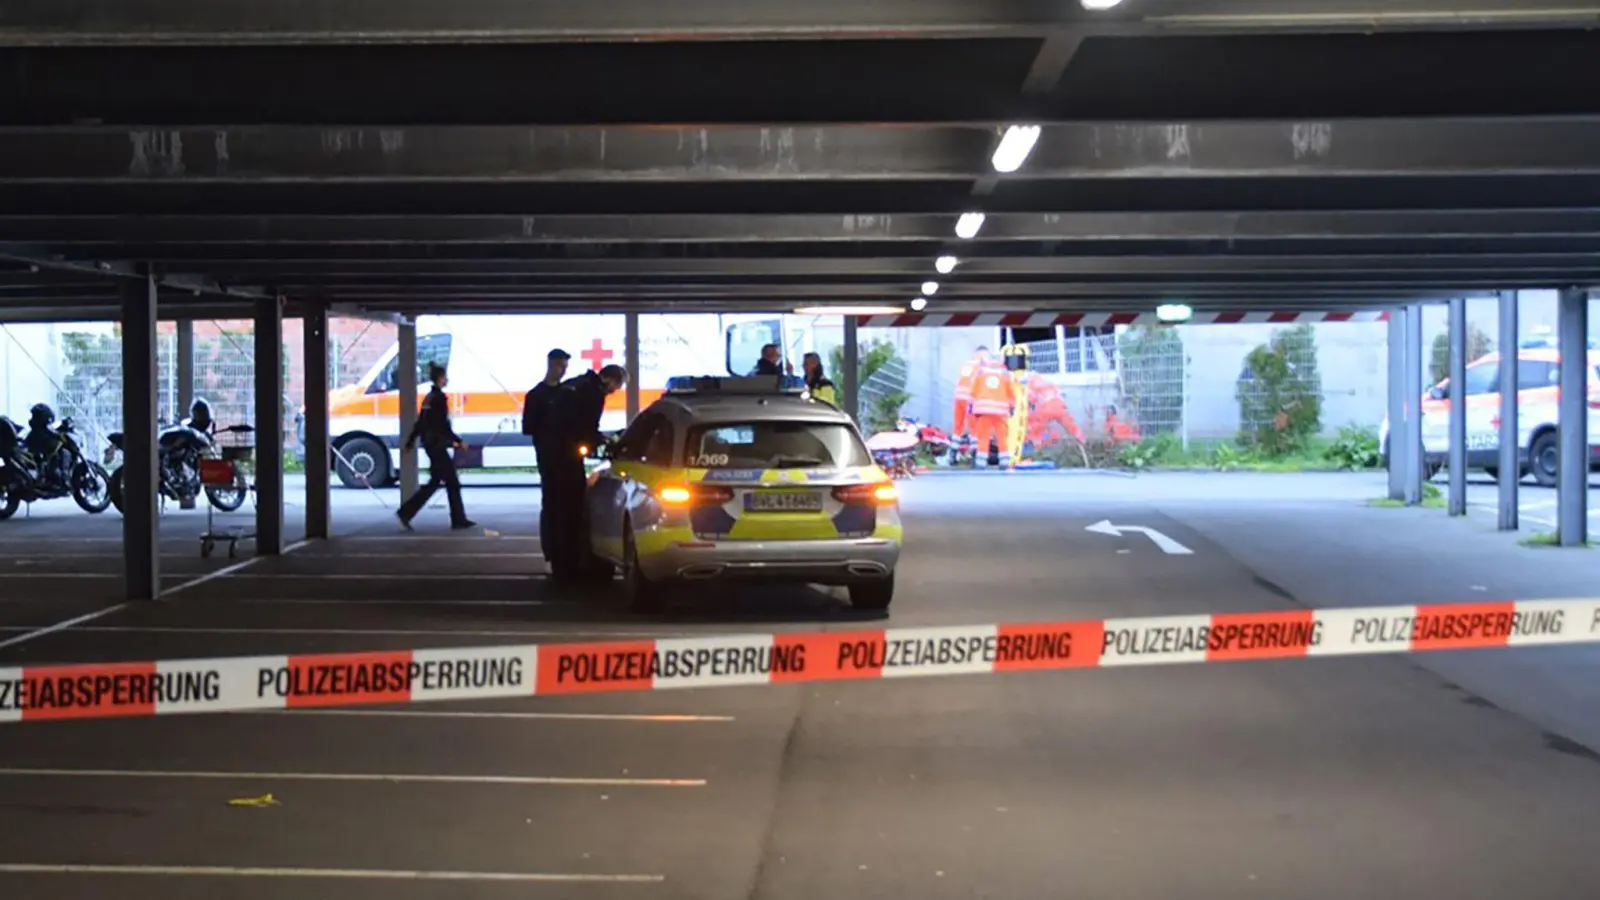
[
  {"x1": 657, "y1": 483, "x2": 733, "y2": 506},
  {"x1": 834, "y1": 481, "x2": 897, "y2": 505}
]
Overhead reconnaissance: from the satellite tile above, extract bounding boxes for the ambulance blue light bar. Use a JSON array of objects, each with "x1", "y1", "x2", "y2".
[{"x1": 666, "y1": 375, "x2": 806, "y2": 393}]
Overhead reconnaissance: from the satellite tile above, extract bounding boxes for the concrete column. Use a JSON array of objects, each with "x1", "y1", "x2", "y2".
[
  {"x1": 1447, "y1": 298, "x2": 1468, "y2": 516},
  {"x1": 841, "y1": 315, "x2": 861, "y2": 424},
  {"x1": 1556, "y1": 287, "x2": 1590, "y2": 546},
  {"x1": 120, "y1": 274, "x2": 161, "y2": 600},
  {"x1": 1386, "y1": 309, "x2": 1407, "y2": 501},
  {"x1": 1496, "y1": 290, "x2": 1519, "y2": 531},
  {"x1": 302, "y1": 304, "x2": 331, "y2": 540},
  {"x1": 1403, "y1": 303, "x2": 1425, "y2": 506},
  {"x1": 397, "y1": 320, "x2": 419, "y2": 497},
  {"x1": 254, "y1": 296, "x2": 284, "y2": 555},
  {"x1": 624, "y1": 311, "x2": 641, "y2": 422},
  {"x1": 175, "y1": 318, "x2": 195, "y2": 418}
]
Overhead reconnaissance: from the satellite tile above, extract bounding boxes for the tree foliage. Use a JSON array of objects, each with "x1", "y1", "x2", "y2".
[
  {"x1": 1429, "y1": 324, "x2": 1494, "y2": 386},
  {"x1": 1236, "y1": 323, "x2": 1322, "y2": 456},
  {"x1": 830, "y1": 339, "x2": 910, "y2": 433}
]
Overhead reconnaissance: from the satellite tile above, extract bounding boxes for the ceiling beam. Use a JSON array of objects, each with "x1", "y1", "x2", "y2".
[
  {"x1": 8, "y1": 210, "x2": 1600, "y2": 244},
  {"x1": 13, "y1": 119, "x2": 1600, "y2": 182}
]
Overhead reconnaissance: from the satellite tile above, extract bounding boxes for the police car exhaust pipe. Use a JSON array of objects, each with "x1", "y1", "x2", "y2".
[
  {"x1": 680, "y1": 565, "x2": 724, "y2": 580},
  {"x1": 848, "y1": 563, "x2": 889, "y2": 577}
]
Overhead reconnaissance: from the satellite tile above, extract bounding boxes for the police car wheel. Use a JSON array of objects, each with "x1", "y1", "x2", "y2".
[
  {"x1": 848, "y1": 575, "x2": 894, "y2": 612},
  {"x1": 623, "y1": 528, "x2": 665, "y2": 614}
]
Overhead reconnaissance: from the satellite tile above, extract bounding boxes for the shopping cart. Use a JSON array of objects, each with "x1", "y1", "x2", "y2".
[{"x1": 198, "y1": 424, "x2": 256, "y2": 559}]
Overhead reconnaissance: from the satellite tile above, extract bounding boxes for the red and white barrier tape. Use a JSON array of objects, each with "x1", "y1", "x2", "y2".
[{"x1": 2, "y1": 598, "x2": 1596, "y2": 724}]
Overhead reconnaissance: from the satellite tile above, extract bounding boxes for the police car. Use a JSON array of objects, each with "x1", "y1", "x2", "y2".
[{"x1": 584, "y1": 376, "x2": 902, "y2": 613}]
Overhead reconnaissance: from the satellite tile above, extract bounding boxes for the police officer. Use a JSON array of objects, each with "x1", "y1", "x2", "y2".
[
  {"x1": 522, "y1": 348, "x2": 571, "y2": 574},
  {"x1": 397, "y1": 362, "x2": 475, "y2": 531},
  {"x1": 548, "y1": 363, "x2": 628, "y2": 579}
]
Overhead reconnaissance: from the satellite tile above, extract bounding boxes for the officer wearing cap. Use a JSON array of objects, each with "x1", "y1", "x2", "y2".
[{"x1": 523, "y1": 348, "x2": 572, "y2": 574}]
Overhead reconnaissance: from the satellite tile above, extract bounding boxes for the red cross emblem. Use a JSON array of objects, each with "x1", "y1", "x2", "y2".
[{"x1": 580, "y1": 338, "x2": 614, "y2": 371}]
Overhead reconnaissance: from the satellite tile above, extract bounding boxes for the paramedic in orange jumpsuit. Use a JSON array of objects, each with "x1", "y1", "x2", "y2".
[
  {"x1": 951, "y1": 346, "x2": 991, "y2": 440},
  {"x1": 967, "y1": 354, "x2": 1014, "y2": 467},
  {"x1": 1026, "y1": 378, "x2": 1083, "y2": 446}
]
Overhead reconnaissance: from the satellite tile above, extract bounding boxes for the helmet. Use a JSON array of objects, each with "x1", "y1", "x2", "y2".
[
  {"x1": 28, "y1": 403, "x2": 55, "y2": 426},
  {"x1": 189, "y1": 398, "x2": 213, "y2": 431}
]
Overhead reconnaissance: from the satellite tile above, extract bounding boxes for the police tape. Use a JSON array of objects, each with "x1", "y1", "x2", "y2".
[{"x1": 2, "y1": 597, "x2": 1598, "y2": 724}]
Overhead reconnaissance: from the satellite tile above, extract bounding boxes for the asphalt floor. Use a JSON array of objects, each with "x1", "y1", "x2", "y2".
[{"x1": 0, "y1": 471, "x2": 1598, "y2": 899}]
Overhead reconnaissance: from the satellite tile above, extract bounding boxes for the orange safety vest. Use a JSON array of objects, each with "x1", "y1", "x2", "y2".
[
  {"x1": 953, "y1": 359, "x2": 982, "y2": 401},
  {"x1": 968, "y1": 362, "x2": 1014, "y2": 417}
]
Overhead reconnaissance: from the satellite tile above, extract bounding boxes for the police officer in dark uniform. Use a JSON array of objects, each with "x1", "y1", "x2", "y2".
[
  {"x1": 397, "y1": 362, "x2": 475, "y2": 531},
  {"x1": 548, "y1": 363, "x2": 627, "y2": 579},
  {"x1": 522, "y1": 348, "x2": 571, "y2": 574}
]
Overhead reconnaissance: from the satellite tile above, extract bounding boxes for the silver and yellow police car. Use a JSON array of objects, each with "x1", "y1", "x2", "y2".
[{"x1": 585, "y1": 376, "x2": 902, "y2": 613}]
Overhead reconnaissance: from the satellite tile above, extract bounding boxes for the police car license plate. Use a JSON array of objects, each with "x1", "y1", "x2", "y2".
[{"x1": 745, "y1": 490, "x2": 823, "y2": 512}]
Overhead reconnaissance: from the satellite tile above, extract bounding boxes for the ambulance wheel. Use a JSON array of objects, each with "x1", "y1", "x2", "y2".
[
  {"x1": 622, "y1": 526, "x2": 665, "y2": 614},
  {"x1": 848, "y1": 575, "x2": 894, "y2": 612},
  {"x1": 336, "y1": 436, "x2": 390, "y2": 489}
]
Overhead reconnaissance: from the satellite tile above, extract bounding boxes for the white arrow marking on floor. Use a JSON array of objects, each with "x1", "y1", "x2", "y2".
[{"x1": 1085, "y1": 520, "x2": 1194, "y2": 555}]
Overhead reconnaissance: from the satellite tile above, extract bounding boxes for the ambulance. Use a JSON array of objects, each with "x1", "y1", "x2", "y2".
[{"x1": 309, "y1": 313, "x2": 841, "y2": 487}]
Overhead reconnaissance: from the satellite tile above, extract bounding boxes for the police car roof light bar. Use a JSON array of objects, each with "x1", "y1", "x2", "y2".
[{"x1": 666, "y1": 375, "x2": 806, "y2": 394}]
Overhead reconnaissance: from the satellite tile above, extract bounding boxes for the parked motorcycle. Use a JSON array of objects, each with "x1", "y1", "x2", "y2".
[
  {"x1": 105, "y1": 416, "x2": 249, "y2": 514},
  {"x1": 0, "y1": 412, "x2": 113, "y2": 519}
]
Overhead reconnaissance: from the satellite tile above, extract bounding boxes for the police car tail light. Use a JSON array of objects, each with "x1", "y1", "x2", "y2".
[
  {"x1": 658, "y1": 484, "x2": 733, "y2": 507},
  {"x1": 834, "y1": 481, "x2": 897, "y2": 505}
]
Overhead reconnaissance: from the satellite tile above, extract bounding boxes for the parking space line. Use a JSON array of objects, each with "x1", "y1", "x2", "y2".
[
  {"x1": 279, "y1": 709, "x2": 734, "y2": 722},
  {"x1": 0, "y1": 541, "x2": 308, "y2": 652},
  {"x1": 0, "y1": 768, "x2": 704, "y2": 787},
  {"x1": 0, "y1": 864, "x2": 665, "y2": 883},
  {"x1": 295, "y1": 552, "x2": 544, "y2": 559}
]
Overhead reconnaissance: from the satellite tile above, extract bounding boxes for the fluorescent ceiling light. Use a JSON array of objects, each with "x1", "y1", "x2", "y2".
[
  {"x1": 935, "y1": 255, "x2": 958, "y2": 274},
  {"x1": 1156, "y1": 303, "x2": 1194, "y2": 323},
  {"x1": 991, "y1": 124, "x2": 1042, "y2": 174},
  {"x1": 955, "y1": 212, "x2": 986, "y2": 239},
  {"x1": 793, "y1": 304, "x2": 906, "y2": 316},
  {"x1": 1081, "y1": 0, "x2": 1124, "y2": 9},
  {"x1": 921, "y1": 281, "x2": 939, "y2": 296},
  {"x1": 910, "y1": 296, "x2": 928, "y2": 312}
]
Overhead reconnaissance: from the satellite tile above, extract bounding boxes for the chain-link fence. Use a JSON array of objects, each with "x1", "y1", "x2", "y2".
[
  {"x1": 880, "y1": 321, "x2": 1385, "y2": 461},
  {"x1": 9, "y1": 318, "x2": 390, "y2": 460}
]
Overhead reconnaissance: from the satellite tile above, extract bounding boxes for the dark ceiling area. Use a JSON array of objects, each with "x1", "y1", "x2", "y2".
[{"x1": 2, "y1": 0, "x2": 1600, "y2": 323}]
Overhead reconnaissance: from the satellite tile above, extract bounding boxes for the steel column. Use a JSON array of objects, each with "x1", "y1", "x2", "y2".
[
  {"x1": 1403, "y1": 303, "x2": 1426, "y2": 506},
  {"x1": 841, "y1": 316, "x2": 860, "y2": 425},
  {"x1": 302, "y1": 303, "x2": 331, "y2": 540},
  {"x1": 1556, "y1": 287, "x2": 1590, "y2": 546},
  {"x1": 175, "y1": 318, "x2": 194, "y2": 418},
  {"x1": 253, "y1": 295, "x2": 284, "y2": 555},
  {"x1": 624, "y1": 311, "x2": 641, "y2": 422},
  {"x1": 119, "y1": 273, "x2": 160, "y2": 601},
  {"x1": 1386, "y1": 309, "x2": 1407, "y2": 501},
  {"x1": 1447, "y1": 298, "x2": 1468, "y2": 516},
  {"x1": 397, "y1": 320, "x2": 419, "y2": 498},
  {"x1": 1496, "y1": 290, "x2": 1520, "y2": 531}
]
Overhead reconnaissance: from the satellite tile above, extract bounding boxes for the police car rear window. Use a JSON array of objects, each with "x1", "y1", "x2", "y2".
[{"x1": 684, "y1": 421, "x2": 872, "y2": 469}]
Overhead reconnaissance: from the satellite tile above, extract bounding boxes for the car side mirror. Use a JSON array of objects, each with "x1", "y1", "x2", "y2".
[{"x1": 1429, "y1": 386, "x2": 1447, "y2": 400}]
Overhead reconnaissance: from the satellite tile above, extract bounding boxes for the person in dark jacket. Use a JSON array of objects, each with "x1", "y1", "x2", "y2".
[
  {"x1": 397, "y1": 362, "x2": 474, "y2": 530},
  {"x1": 750, "y1": 343, "x2": 793, "y2": 377},
  {"x1": 523, "y1": 348, "x2": 571, "y2": 572},
  {"x1": 546, "y1": 364, "x2": 628, "y2": 579}
]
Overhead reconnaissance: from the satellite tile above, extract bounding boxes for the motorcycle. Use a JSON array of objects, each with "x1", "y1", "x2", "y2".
[
  {"x1": 105, "y1": 417, "x2": 249, "y2": 514},
  {"x1": 0, "y1": 414, "x2": 113, "y2": 519}
]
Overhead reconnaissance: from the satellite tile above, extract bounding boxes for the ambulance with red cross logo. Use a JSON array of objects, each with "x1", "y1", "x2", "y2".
[{"x1": 312, "y1": 314, "x2": 835, "y2": 487}]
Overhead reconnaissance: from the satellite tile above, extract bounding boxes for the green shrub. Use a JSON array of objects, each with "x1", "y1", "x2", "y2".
[
  {"x1": 1236, "y1": 324, "x2": 1322, "y2": 457},
  {"x1": 1324, "y1": 424, "x2": 1381, "y2": 470},
  {"x1": 1429, "y1": 324, "x2": 1494, "y2": 386}
]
